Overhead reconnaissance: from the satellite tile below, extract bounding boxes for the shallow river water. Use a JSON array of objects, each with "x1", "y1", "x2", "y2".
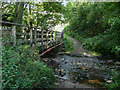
[{"x1": 42, "y1": 53, "x2": 120, "y2": 88}]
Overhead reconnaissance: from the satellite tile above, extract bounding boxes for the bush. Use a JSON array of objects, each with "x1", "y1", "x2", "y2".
[
  {"x1": 2, "y1": 44, "x2": 55, "y2": 88},
  {"x1": 61, "y1": 34, "x2": 73, "y2": 52},
  {"x1": 25, "y1": 61, "x2": 55, "y2": 88},
  {"x1": 106, "y1": 70, "x2": 120, "y2": 88},
  {"x1": 82, "y1": 16, "x2": 120, "y2": 57}
]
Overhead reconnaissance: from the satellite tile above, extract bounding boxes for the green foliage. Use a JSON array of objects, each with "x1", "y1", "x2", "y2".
[
  {"x1": 61, "y1": 35, "x2": 73, "y2": 52},
  {"x1": 25, "y1": 61, "x2": 55, "y2": 88},
  {"x1": 63, "y1": 2, "x2": 120, "y2": 58},
  {"x1": 106, "y1": 70, "x2": 120, "y2": 88},
  {"x1": 2, "y1": 2, "x2": 64, "y2": 29},
  {"x1": 2, "y1": 44, "x2": 55, "y2": 88},
  {"x1": 82, "y1": 16, "x2": 120, "y2": 57},
  {"x1": 63, "y1": 2, "x2": 120, "y2": 88}
]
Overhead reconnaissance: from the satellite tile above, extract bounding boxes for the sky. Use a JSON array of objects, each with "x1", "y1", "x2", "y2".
[{"x1": 54, "y1": 24, "x2": 66, "y2": 32}]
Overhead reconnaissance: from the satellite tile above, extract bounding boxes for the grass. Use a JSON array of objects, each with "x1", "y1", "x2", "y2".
[
  {"x1": 87, "y1": 50, "x2": 101, "y2": 56},
  {"x1": 61, "y1": 34, "x2": 73, "y2": 52}
]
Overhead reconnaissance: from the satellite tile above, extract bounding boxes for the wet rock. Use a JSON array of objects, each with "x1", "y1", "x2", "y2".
[
  {"x1": 72, "y1": 76, "x2": 78, "y2": 83},
  {"x1": 55, "y1": 69, "x2": 60, "y2": 75},
  {"x1": 54, "y1": 75, "x2": 68, "y2": 81},
  {"x1": 107, "y1": 60, "x2": 113, "y2": 63},
  {"x1": 66, "y1": 53, "x2": 71, "y2": 56},
  {"x1": 106, "y1": 80, "x2": 112, "y2": 84},
  {"x1": 65, "y1": 61, "x2": 68, "y2": 64},
  {"x1": 60, "y1": 69, "x2": 66, "y2": 77},
  {"x1": 55, "y1": 83, "x2": 59, "y2": 85},
  {"x1": 100, "y1": 60, "x2": 105, "y2": 64},
  {"x1": 62, "y1": 75, "x2": 69, "y2": 80},
  {"x1": 61, "y1": 58, "x2": 64, "y2": 62},
  {"x1": 115, "y1": 61, "x2": 120, "y2": 65}
]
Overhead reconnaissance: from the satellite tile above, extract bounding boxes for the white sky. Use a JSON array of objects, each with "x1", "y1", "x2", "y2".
[{"x1": 54, "y1": 24, "x2": 66, "y2": 32}]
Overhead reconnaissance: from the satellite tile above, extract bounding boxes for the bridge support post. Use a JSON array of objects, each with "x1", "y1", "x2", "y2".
[
  {"x1": 50, "y1": 31, "x2": 53, "y2": 47},
  {"x1": 52, "y1": 31, "x2": 54, "y2": 43},
  {"x1": 30, "y1": 27, "x2": 33, "y2": 47},
  {"x1": 24, "y1": 27, "x2": 27, "y2": 43},
  {"x1": 46, "y1": 30, "x2": 48, "y2": 49},
  {"x1": 55, "y1": 32, "x2": 58, "y2": 45},
  {"x1": 12, "y1": 25, "x2": 16, "y2": 48},
  {"x1": 53, "y1": 31, "x2": 56, "y2": 45},
  {"x1": 34, "y1": 28, "x2": 37, "y2": 47}
]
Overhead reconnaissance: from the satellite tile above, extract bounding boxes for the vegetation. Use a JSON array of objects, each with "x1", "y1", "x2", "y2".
[
  {"x1": 105, "y1": 69, "x2": 120, "y2": 88},
  {"x1": 63, "y1": 2, "x2": 120, "y2": 59},
  {"x1": 1, "y1": 1, "x2": 120, "y2": 89},
  {"x1": 2, "y1": 36, "x2": 55, "y2": 88},
  {"x1": 63, "y1": 2, "x2": 120, "y2": 88},
  {"x1": 2, "y1": 2, "x2": 65, "y2": 29},
  {"x1": 1, "y1": 2, "x2": 65, "y2": 88},
  {"x1": 61, "y1": 34, "x2": 73, "y2": 52}
]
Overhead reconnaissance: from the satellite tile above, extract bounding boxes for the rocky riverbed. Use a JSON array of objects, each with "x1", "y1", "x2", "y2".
[
  {"x1": 41, "y1": 53, "x2": 120, "y2": 88},
  {"x1": 41, "y1": 36, "x2": 120, "y2": 88}
]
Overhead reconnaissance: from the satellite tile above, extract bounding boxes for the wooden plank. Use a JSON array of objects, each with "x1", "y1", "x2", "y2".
[
  {"x1": 36, "y1": 29, "x2": 42, "y2": 32},
  {"x1": 12, "y1": 26, "x2": 16, "y2": 47},
  {"x1": 16, "y1": 32, "x2": 30, "y2": 35},
  {"x1": 32, "y1": 33, "x2": 41, "y2": 36},
  {"x1": 16, "y1": 39, "x2": 30, "y2": 44},
  {"x1": 2, "y1": 28, "x2": 12, "y2": 31}
]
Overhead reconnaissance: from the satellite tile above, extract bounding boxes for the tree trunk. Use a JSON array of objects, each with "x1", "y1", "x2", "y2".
[
  {"x1": 17, "y1": 2, "x2": 24, "y2": 24},
  {"x1": 13, "y1": 2, "x2": 19, "y2": 23}
]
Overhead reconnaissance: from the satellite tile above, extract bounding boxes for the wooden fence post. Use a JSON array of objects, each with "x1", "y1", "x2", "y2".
[
  {"x1": 46, "y1": 30, "x2": 48, "y2": 48},
  {"x1": 52, "y1": 31, "x2": 54, "y2": 45},
  {"x1": 53, "y1": 31, "x2": 56, "y2": 45},
  {"x1": 50, "y1": 31, "x2": 53, "y2": 47},
  {"x1": 55, "y1": 32, "x2": 58, "y2": 44},
  {"x1": 41, "y1": 30, "x2": 44, "y2": 51},
  {"x1": 34, "y1": 28, "x2": 37, "y2": 46},
  {"x1": 30, "y1": 27, "x2": 33, "y2": 47},
  {"x1": 12, "y1": 25, "x2": 16, "y2": 47}
]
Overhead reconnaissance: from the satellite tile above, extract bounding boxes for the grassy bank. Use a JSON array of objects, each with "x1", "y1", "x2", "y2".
[{"x1": 61, "y1": 34, "x2": 73, "y2": 53}]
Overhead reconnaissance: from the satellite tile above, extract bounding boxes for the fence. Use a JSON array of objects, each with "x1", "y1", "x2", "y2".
[{"x1": 0, "y1": 21, "x2": 63, "y2": 51}]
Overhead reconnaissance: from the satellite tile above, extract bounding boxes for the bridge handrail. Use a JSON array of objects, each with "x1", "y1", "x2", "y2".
[
  {"x1": 1, "y1": 20, "x2": 63, "y2": 50},
  {"x1": 0, "y1": 20, "x2": 61, "y2": 32}
]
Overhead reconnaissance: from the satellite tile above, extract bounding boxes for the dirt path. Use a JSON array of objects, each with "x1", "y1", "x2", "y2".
[{"x1": 66, "y1": 35, "x2": 88, "y2": 55}]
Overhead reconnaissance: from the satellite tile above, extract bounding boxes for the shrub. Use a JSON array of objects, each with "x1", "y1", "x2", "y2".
[
  {"x1": 25, "y1": 61, "x2": 55, "y2": 88},
  {"x1": 106, "y1": 70, "x2": 120, "y2": 88},
  {"x1": 2, "y1": 44, "x2": 55, "y2": 88},
  {"x1": 82, "y1": 16, "x2": 120, "y2": 57},
  {"x1": 61, "y1": 34, "x2": 73, "y2": 52}
]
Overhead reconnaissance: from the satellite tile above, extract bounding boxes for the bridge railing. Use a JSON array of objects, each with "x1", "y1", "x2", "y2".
[{"x1": 0, "y1": 20, "x2": 63, "y2": 51}]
